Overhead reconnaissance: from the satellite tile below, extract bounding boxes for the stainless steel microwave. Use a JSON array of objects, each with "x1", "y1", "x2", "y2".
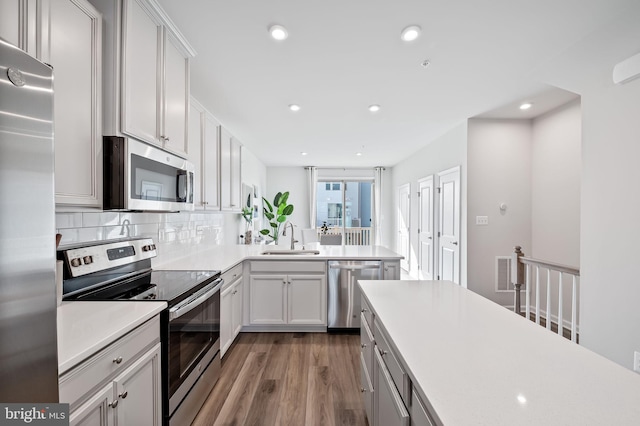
[{"x1": 103, "y1": 136, "x2": 194, "y2": 211}]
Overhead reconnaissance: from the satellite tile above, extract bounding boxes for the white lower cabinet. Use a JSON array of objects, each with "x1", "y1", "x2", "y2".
[
  {"x1": 60, "y1": 316, "x2": 162, "y2": 426},
  {"x1": 383, "y1": 260, "x2": 401, "y2": 280},
  {"x1": 220, "y1": 264, "x2": 244, "y2": 357},
  {"x1": 374, "y1": 347, "x2": 409, "y2": 426},
  {"x1": 248, "y1": 261, "x2": 326, "y2": 327}
]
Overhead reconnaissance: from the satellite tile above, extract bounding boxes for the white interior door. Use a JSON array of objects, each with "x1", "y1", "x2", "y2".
[
  {"x1": 397, "y1": 183, "x2": 411, "y2": 272},
  {"x1": 418, "y1": 176, "x2": 434, "y2": 280},
  {"x1": 437, "y1": 166, "x2": 460, "y2": 284}
]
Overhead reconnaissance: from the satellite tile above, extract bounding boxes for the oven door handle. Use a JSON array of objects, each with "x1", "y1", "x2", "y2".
[{"x1": 169, "y1": 279, "x2": 223, "y2": 320}]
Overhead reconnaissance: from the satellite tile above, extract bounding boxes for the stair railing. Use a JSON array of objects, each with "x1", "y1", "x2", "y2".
[{"x1": 511, "y1": 246, "x2": 580, "y2": 343}]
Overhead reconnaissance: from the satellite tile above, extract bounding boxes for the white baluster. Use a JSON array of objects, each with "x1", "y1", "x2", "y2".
[
  {"x1": 572, "y1": 275, "x2": 578, "y2": 343},
  {"x1": 546, "y1": 269, "x2": 552, "y2": 330},
  {"x1": 535, "y1": 266, "x2": 541, "y2": 325},
  {"x1": 525, "y1": 265, "x2": 531, "y2": 321},
  {"x1": 557, "y1": 272, "x2": 563, "y2": 337}
]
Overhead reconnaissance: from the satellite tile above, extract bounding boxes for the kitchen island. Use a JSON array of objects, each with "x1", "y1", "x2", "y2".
[{"x1": 359, "y1": 280, "x2": 640, "y2": 425}]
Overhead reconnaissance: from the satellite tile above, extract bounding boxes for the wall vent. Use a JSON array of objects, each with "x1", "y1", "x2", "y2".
[{"x1": 495, "y1": 256, "x2": 512, "y2": 292}]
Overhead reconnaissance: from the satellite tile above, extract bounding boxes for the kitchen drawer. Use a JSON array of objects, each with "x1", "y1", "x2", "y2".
[
  {"x1": 250, "y1": 260, "x2": 325, "y2": 273},
  {"x1": 59, "y1": 315, "x2": 160, "y2": 408},
  {"x1": 221, "y1": 263, "x2": 243, "y2": 290},
  {"x1": 360, "y1": 352, "x2": 374, "y2": 425},
  {"x1": 374, "y1": 321, "x2": 410, "y2": 404},
  {"x1": 361, "y1": 297, "x2": 374, "y2": 329},
  {"x1": 410, "y1": 388, "x2": 436, "y2": 426},
  {"x1": 360, "y1": 312, "x2": 375, "y2": 379}
]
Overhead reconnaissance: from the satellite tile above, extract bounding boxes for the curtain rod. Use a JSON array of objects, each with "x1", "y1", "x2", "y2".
[{"x1": 304, "y1": 166, "x2": 386, "y2": 170}]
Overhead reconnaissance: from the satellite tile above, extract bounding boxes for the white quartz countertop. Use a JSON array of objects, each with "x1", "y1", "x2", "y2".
[
  {"x1": 57, "y1": 301, "x2": 166, "y2": 374},
  {"x1": 359, "y1": 280, "x2": 640, "y2": 425},
  {"x1": 154, "y1": 242, "x2": 402, "y2": 272}
]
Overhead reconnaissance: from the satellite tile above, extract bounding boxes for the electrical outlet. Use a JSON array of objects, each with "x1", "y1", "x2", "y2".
[
  {"x1": 476, "y1": 216, "x2": 489, "y2": 226},
  {"x1": 634, "y1": 351, "x2": 640, "y2": 373}
]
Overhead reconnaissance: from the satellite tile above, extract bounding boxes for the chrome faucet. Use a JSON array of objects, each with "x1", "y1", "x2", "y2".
[{"x1": 282, "y1": 221, "x2": 298, "y2": 250}]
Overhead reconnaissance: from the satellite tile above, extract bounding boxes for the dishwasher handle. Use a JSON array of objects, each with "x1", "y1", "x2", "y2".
[{"x1": 329, "y1": 264, "x2": 381, "y2": 270}]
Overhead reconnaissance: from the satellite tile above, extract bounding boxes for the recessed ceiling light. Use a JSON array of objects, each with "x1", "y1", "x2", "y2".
[
  {"x1": 301, "y1": 152, "x2": 308, "y2": 156},
  {"x1": 519, "y1": 102, "x2": 533, "y2": 110},
  {"x1": 289, "y1": 104, "x2": 301, "y2": 112},
  {"x1": 401, "y1": 25, "x2": 421, "y2": 42},
  {"x1": 356, "y1": 152, "x2": 363, "y2": 156},
  {"x1": 368, "y1": 104, "x2": 380, "y2": 112},
  {"x1": 268, "y1": 25, "x2": 288, "y2": 41}
]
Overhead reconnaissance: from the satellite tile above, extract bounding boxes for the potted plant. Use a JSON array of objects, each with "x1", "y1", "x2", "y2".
[
  {"x1": 241, "y1": 206, "x2": 253, "y2": 244},
  {"x1": 260, "y1": 191, "x2": 294, "y2": 244}
]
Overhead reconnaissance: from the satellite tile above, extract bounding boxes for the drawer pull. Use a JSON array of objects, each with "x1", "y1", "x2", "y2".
[
  {"x1": 361, "y1": 308, "x2": 368, "y2": 313},
  {"x1": 361, "y1": 388, "x2": 366, "y2": 393},
  {"x1": 109, "y1": 400, "x2": 118, "y2": 408},
  {"x1": 379, "y1": 349, "x2": 388, "y2": 356},
  {"x1": 361, "y1": 343, "x2": 367, "y2": 348},
  {"x1": 119, "y1": 391, "x2": 128, "y2": 399},
  {"x1": 113, "y1": 356, "x2": 123, "y2": 364}
]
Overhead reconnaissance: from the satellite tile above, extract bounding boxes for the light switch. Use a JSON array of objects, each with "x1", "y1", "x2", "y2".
[{"x1": 476, "y1": 216, "x2": 489, "y2": 225}]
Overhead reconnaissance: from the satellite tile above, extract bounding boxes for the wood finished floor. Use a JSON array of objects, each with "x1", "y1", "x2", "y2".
[{"x1": 192, "y1": 332, "x2": 368, "y2": 426}]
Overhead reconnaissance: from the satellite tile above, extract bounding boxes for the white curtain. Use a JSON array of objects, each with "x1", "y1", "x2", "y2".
[
  {"x1": 306, "y1": 167, "x2": 318, "y2": 228},
  {"x1": 373, "y1": 167, "x2": 385, "y2": 246}
]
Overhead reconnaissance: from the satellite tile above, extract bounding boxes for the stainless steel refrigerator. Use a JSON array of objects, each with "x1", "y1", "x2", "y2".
[{"x1": 0, "y1": 38, "x2": 59, "y2": 402}]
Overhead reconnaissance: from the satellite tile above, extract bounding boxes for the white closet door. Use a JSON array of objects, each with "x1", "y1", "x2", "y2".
[
  {"x1": 437, "y1": 166, "x2": 460, "y2": 284},
  {"x1": 418, "y1": 176, "x2": 434, "y2": 280},
  {"x1": 397, "y1": 183, "x2": 411, "y2": 272}
]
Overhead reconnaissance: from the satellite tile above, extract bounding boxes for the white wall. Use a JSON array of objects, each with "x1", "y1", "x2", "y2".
[
  {"x1": 265, "y1": 167, "x2": 308, "y2": 242},
  {"x1": 467, "y1": 119, "x2": 532, "y2": 304},
  {"x1": 531, "y1": 99, "x2": 581, "y2": 267},
  {"x1": 389, "y1": 122, "x2": 468, "y2": 286},
  {"x1": 241, "y1": 146, "x2": 268, "y2": 233},
  {"x1": 533, "y1": 3, "x2": 640, "y2": 369}
]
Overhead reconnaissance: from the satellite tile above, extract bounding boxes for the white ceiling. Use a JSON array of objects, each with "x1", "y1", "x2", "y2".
[{"x1": 156, "y1": 0, "x2": 636, "y2": 167}]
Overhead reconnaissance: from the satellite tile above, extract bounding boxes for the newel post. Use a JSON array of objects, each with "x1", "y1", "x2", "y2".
[{"x1": 511, "y1": 246, "x2": 525, "y2": 315}]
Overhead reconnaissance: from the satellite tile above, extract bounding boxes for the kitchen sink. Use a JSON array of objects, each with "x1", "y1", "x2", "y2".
[{"x1": 261, "y1": 249, "x2": 321, "y2": 255}]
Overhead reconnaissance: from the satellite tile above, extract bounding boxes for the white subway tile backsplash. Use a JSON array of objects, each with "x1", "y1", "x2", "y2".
[
  {"x1": 56, "y1": 212, "x2": 82, "y2": 229},
  {"x1": 82, "y1": 212, "x2": 119, "y2": 227},
  {"x1": 119, "y1": 212, "x2": 161, "y2": 225}
]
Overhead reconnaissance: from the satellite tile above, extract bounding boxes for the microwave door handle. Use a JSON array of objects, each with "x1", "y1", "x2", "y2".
[{"x1": 169, "y1": 280, "x2": 223, "y2": 320}]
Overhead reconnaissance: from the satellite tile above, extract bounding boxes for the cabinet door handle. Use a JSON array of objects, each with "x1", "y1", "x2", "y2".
[
  {"x1": 452, "y1": 241, "x2": 458, "y2": 245},
  {"x1": 109, "y1": 400, "x2": 118, "y2": 408},
  {"x1": 113, "y1": 356, "x2": 123, "y2": 364},
  {"x1": 360, "y1": 388, "x2": 366, "y2": 393},
  {"x1": 361, "y1": 343, "x2": 367, "y2": 348},
  {"x1": 119, "y1": 391, "x2": 128, "y2": 399},
  {"x1": 379, "y1": 349, "x2": 388, "y2": 356},
  {"x1": 361, "y1": 308, "x2": 368, "y2": 313}
]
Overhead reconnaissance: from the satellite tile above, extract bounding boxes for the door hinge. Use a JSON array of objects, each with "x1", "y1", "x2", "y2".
[
  {"x1": 437, "y1": 231, "x2": 441, "y2": 237},
  {"x1": 437, "y1": 275, "x2": 440, "y2": 280},
  {"x1": 417, "y1": 228, "x2": 420, "y2": 234},
  {"x1": 417, "y1": 191, "x2": 421, "y2": 197}
]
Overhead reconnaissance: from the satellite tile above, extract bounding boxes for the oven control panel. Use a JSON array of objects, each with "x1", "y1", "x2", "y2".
[{"x1": 62, "y1": 238, "x2": 157, "y2": 277}]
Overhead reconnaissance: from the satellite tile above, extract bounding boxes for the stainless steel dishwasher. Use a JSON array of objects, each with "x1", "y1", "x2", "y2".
[{"x1": 327, "y1": 260, "x2": 382, "y2": 330}]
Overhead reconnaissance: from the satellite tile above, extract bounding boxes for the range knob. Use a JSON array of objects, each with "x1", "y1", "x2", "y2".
[
  {"x1": 142, "y1": 245, "x2": 154, "y2": 252},
  {"x1": 83, "y1": 255, "x2": 93, "y2": 265},
  {"x1": 70, "y1": 258, "x2": 82, "y2": 267}
]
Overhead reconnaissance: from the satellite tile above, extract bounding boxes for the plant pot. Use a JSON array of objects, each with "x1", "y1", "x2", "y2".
[{"x1": 244, "y1": 229, "x2": 252, "y2": 244}]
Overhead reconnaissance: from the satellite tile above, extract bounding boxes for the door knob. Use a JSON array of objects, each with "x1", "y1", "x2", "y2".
[{"x1": 452, "y1": 241, "x2": 458, "y2": 245}]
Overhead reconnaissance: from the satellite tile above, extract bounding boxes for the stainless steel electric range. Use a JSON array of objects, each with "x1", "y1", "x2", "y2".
[{"x1": 59, "y1": 238, "x2": 222, "y2": 426}]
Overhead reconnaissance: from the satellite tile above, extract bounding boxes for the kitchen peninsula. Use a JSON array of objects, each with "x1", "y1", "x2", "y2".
[{"x1": 359, "y1": 280, "x2": 640, "y2": 425}]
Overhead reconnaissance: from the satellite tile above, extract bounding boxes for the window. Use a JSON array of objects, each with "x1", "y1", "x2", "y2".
[{"x1": 316, "y1": 180, "x2": 374, "y2": 245}]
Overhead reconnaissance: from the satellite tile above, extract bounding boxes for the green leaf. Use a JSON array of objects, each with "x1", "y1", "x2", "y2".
[
  {"x1": 265, "y1": 212, "x2": 274, "y2": 220},
  {"x1": 271, "y1": 222, "x2": 278, "y2": 228},
  {"x1": 260, "y1": 229, "x2": 270, "y2": 235},
  {"x1": 283, "y1": 204, "x2": 294, "y2": 215},
  {"x1": 277, "y1": 216, "x2": 287, "y2": 223},
  {"x1": 280, "y1": 192, "x2": 289, "y2": 205},
  {"x1": 273, "y1": 192, "x2": 283, "y2": 207},
  {"x1": 262, "y1": 197, "x2": 273, "y2": 212},
  {"x1": 277, "y1": 203, "x2": 285, "y2": 215}
]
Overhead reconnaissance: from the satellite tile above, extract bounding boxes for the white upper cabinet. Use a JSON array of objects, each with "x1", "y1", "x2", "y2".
[
  {"x1": 122, "y1": 0, "x2": 161, "y2": 146},
  {"x1": 0, "y1": 0, "x2": 22, "y2": 49},
  {"x1": 188, "y1": 97, "x2": 220, "y2": 210},
  {"x1": 93, "y1": 0, "x2": 195, "y2": 157},
  {"x1": 121, "y1": 0, "x2": 192, "y2": 157},
  {"x1": 44, "y1": 0, "x2": 102, "y2": 206},
  {"x1": 162, "y1": 32, "x2": 189, "y2": 156},
  {"x1": 220, "y1": 127, "x2": 242, "y2": 211}
]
